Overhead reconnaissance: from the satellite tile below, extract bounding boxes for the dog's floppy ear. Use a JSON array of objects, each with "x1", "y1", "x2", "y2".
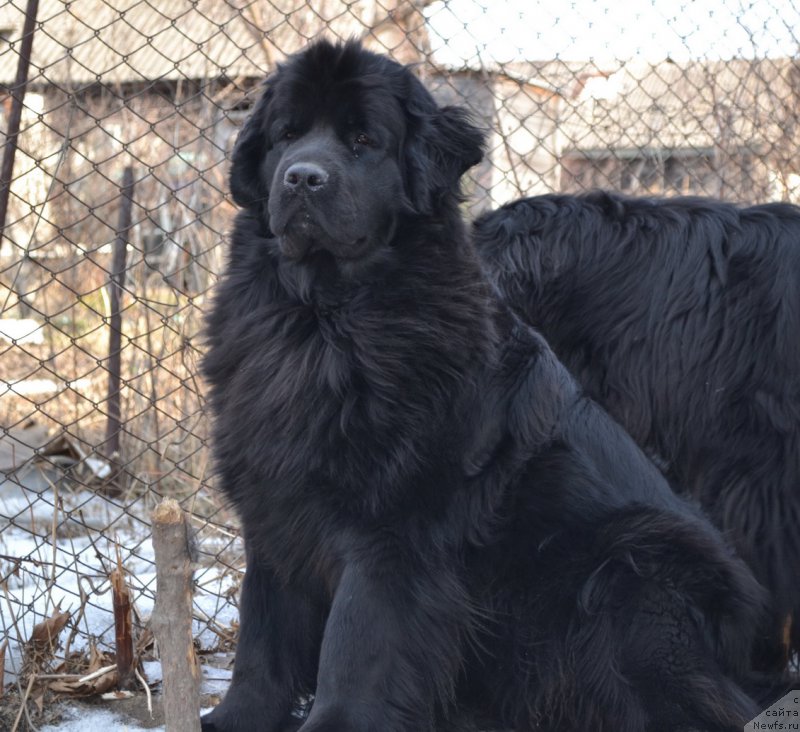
[
  {"x1": 403, "y1": 84, "x2": 485, "y2": 213},
  {"x1": 229, "y1": 86, "x2": 273, "y2": 209}
]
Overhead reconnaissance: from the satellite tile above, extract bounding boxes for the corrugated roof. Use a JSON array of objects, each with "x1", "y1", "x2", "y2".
[
  {"x1": 493, "y1": 58, "x2": 616, "y2": 95},
  {"x1": 0, "y1": 0, "x2": 424, "y2": 87},
  {"x1": 559, "y1": 57, "x2": 800, "y2": 152}
]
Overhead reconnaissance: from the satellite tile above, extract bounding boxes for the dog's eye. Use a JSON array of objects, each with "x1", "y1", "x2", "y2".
[
  {"x1": 283, "y1": 129, "x2": 296, "y2": 141},
  {"x1": 354, "y1": 132, "x2": 372, "y2": 146}
]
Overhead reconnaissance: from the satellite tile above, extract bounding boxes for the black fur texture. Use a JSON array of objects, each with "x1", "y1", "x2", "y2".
[
  {"x1": 201, "y1": 42, "x2": 765, "y2": 732},
  {"x1": 473, "y1": 190, "x2": 800, "y2": 673}
]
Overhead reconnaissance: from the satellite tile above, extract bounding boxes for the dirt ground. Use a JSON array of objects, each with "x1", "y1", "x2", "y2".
[{"x1": 0, "y1": 653, "x2": 231, "y2": 731}]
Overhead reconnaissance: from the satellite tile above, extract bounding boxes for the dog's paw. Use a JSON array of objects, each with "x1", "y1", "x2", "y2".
[
  {"x1": 200, "y1": 706, "x2": 300, "y2": 732},
  {"x1": 200, "y1": 713, "x2": 221, "y2": 732}
]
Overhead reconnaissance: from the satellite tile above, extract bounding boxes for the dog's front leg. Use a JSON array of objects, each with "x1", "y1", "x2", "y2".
[
  {"x1": 202, "y1": 544, "x2": 326, "y2": 732},
  {"x1": 299, "y1": 547, "x2": 468, "y2": 732}
]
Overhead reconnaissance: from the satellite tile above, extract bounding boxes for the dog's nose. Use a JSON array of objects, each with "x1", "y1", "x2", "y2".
[{"x1": 283, "y1": 162, "x2": 329, "y2": 192}]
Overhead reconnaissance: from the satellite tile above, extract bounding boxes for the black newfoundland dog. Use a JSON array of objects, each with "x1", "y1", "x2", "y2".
[
  {"x1": 473, "y1": 191, "x2": 800, "y2": 673},
  {"x1": 201, "y1": 42, "x2": 765, "y2": 732}
]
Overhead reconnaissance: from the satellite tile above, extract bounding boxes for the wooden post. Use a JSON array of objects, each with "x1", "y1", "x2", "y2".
[
  {"x1": 151, "y1": 498, "x2": 201, "y2": 732},
  {"x1": 0, "y1": 638, "x2": 7, "y2": 700}
]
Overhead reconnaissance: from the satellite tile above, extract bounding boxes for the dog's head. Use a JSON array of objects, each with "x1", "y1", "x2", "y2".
[{"x1": 229, "y1": 39, "x2": 484, "y2": 263}]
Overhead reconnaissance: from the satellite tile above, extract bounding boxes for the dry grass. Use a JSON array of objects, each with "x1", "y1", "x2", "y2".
[
  {"x1": 0, "y1": 243, "x2": 246, "y2": 727},
  {"x1": 0, "y1": 251, "x2": 218, "y2": 500}
]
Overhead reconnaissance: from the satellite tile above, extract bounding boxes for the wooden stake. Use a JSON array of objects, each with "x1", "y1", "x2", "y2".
[
  {"x1": 110, "y1": 553, "x2": 135, "y2": 690},
  {"x1": 0, "y1": 638, "x2": 7, "y2": 700},
  {"x1": 151, "y1": 498, "x2": 200, "y2": 732}
]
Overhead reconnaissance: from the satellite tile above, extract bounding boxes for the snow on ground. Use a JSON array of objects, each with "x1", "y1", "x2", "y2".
[
  {"x1": 39, "y1": 706, "x2": 218, "y2": 732},
  {"x1": 39, "y1": 706, "x2": 161, "y2": 732},
  {"x1": 1, "y1": 460, "x2": 242, "y2": 704},
  {"x1": 37, "y1": 662, "x2": 231, "y2": 731}
]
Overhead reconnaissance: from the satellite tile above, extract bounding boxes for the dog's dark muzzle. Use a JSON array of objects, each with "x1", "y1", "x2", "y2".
[
  {"x1": 268, "y1": 130, "x2": 375, "y2": 263},
  {"x1": 270, "y1": 157, "x2": 337, "y2": 259},
  {"x1": 277, "y1": 207, "x2": 329, "y2": 259}
]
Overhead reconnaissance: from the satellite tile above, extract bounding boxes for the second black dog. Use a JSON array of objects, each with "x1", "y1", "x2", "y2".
[{"x1": 473, "y1": 190, "x2": 800, "y2": 673}]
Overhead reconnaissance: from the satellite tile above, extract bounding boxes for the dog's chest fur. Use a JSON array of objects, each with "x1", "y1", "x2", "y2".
[
  {"x1": 221, "y1": 300, "x2": 447, "y2": 489},
  {"x1": 205, "y1": 238, "x2": 490, "y2": 520}
]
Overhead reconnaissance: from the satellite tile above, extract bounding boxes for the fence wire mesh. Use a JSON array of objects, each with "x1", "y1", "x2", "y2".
[{"x1": 0, "y1": 0, "x2": 799, "y2": 724}]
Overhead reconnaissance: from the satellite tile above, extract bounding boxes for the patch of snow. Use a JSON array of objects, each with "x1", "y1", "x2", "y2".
[
  {"x1": 0, "y1": 378, "x2": 93, "y2": 397},
  {"x1": 199, "y1": 655, "x2": 234, "y2": 696},
  {"x1": 0, "y1": 318, "x2": 44, "y2": 345},
  {"x1": 39, "y1": 706, "x2": 160, "y2": 732},
  {"x1": 35, "y1": 663, "x2": 230, "y2": 732},
  {"x1": 1, "y1": 477, "x2": 243, "y2": 690}
]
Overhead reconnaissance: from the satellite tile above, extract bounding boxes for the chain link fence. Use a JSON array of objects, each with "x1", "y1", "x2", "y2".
[{"x1": 1, "y1": 0, "x2": 798, "y2": 724}]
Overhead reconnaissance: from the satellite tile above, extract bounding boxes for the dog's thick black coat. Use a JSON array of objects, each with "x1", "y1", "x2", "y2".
[
  {"x1": 201, "y1": 43, "x2": 764, "y2": 732},
  {"x1": 473, "y1": 190, "x2": 800, "y2": 672}
]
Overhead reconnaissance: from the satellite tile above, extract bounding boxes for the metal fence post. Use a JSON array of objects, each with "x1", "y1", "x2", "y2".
[
  {"x1": 104, "y1": 166, "x2": 135, "y2": 458},
  {"x1": 0, "y1": 0, "x2": 39, "y2": 252}
]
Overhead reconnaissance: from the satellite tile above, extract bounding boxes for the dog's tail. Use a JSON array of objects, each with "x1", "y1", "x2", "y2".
[
  {"x1": 591, "y1": 504, "x2": 765, "y2": 667},
  {"x1": 480, "y1": 502, "x2": 766, "y2": 731},
  {"x1": 574, "y1": 504, "x2": 765, "y2": 729}
]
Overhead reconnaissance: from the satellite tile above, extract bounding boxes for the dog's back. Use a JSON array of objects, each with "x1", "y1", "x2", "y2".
[{"x1": 473, "y1": 190, "x2": 800, "y2": 670}]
